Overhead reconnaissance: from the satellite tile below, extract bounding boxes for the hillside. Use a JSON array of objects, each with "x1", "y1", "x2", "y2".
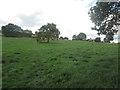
[{"x1": 2, "y1": 37, "x2": 118, "y2": 88}]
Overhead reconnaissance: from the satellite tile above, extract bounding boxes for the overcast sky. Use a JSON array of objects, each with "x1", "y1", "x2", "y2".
[{"x1": 0, "y1": 0, "x2": 119, "y2": 42}]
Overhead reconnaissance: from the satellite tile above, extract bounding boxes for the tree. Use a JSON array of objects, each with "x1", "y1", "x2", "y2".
[
  {"x1": 59, "y1": 36, "x2": 64, "y2": 40},
  {"x1": 72, "y1": 33, "x2": 87, "y2": 40},
  {"x1": 1, "y1": 23, "x2": 33, "y2": 37},
  {"x1": 1, "y1": 23, "x2": 23, "y2": 37},
  {"x1": 64, "y1": 37, "x2": 69, "y2": 40},
  {"x1": 37, "y1": 25, "x2": 50, "y2": 43},
  {"x1": 53, "y1": 29, "x2": 60, "y2": 40},
  {"x1": 37, "y1": 23, "x2": 60, "y2": 43},
  {"x1": 47, "y1": 23, "x2": 60, "y2": 40},
  {"x1": 72, "y1": 35, "x2": 77, "y2": 40},
  {"x1": 0, "y1": 30, "x2": 2, "y2": 36},
  {"x1": 22, "y1": 29, "x2": 33, "y2": 37},
  {"x1": 77, "y1": 33, "x2": 87, "y2": 40},
  {"x1": 35, "y1": 31, "x2": 38, "y2": 34},
  {"x1": 95, "y1": 37, "x2": 101, "y2": 42},
  {"x1": 88, "y1": 2, "x2": 119, "y2": 42}
]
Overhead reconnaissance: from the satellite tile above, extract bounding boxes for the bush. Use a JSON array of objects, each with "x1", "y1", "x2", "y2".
[{"x1": 95, "y1": 37, "x2": 101, "y2": 42}]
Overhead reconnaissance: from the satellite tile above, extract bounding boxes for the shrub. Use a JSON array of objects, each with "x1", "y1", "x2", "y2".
[{"x1": 95, "y1": 37, "x2": 101, "y2": 42}]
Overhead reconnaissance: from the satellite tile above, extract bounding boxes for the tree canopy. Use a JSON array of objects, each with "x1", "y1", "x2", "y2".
[
  {"x1": 22, "y1": 29, "x2": 33, "y2": 37},
  {"x1": 95, "y1": 37, "x2": 101, "y2": 42},
  {"x1": 77, "y1": 33, "x2": 87, "y2": 40},
  {"x1": 88, "y1": 1, "x2": 120, "y2": 42},
  {"x1": 2, "y1": 23, "x2": 23, "y2": 37},
  {"x1": 72, "y1": 35, "x2": 77, "y2": 40},
  {"x1": 1, "y1": 23, "x2": 33, "y2": 37},
  {"x1": 36, "y1": 23, "x2": 60, "y2": 43},
  {"x1": 72, "y1": 33, "x2": 87, "y2": 40}
]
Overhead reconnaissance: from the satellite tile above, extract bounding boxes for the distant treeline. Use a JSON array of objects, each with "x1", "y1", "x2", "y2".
[
  {"x1": 1, "y1": 23, "x2": 33, "y2": 37},
  {"x1": 72, "y1": 33, "x2": 110, "y2": 43}
]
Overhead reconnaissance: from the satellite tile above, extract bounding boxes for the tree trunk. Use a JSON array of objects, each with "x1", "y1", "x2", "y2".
[{"x1": 47, "y1": 37, "x2": 49, "y2": 43}]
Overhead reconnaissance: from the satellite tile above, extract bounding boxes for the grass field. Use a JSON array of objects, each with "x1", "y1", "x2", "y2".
[{"x1": 2, "y1": 37, "x2": 119, "y2": 88}]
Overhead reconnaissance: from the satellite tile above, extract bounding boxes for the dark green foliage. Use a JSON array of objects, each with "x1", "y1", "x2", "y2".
[
  {"x1": 72, "y1": 35, "x2": 77, "y2": 40},
  {"x1": 1, "y1": 23, "x2": 23, "y2": 37},
  {"x1": 1, "y1": 23, "x2": 33, "y2": 37},
  {"x1": 104, "y1": 34, "x2": 114, "y2": 43},
  {"x1": 95, "y1": 37, "x2": 101, "y2": 42},
  {"x1": 36, "y1": 23, "x2": 60, "y2": 43},
  {"x1": 22, "y1": 29, "x2": 33, "y2": 37},
  {"x1": 64, "y1": 37, "x2": 69, "y2": 40},
  {"x1": 77, "y1": 33, "x2": 87, "y2": 40},
  {"x1": 72, "y1": 33, "x2": 86, "y2": 40},
  {"x1": 59, "y1": 36, "x2": 64, "y2": 40},
  {"x1": 88, "y1": 2, "x2": 119, "y2": 42}
]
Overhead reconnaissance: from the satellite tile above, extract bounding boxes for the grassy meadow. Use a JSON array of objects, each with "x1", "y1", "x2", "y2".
[{"x1": 2, "y1": 37, "x2": 119, "y2": 88}]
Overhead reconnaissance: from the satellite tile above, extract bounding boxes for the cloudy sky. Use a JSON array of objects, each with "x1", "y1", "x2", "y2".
[{"x1": 0, "y1": 0, "x2": 119, "y2": 42}]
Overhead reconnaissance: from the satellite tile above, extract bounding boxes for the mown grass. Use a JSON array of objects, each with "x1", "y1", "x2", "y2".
[{"x1": 2, "y1": 37, "x2": 118, "y2": 88}]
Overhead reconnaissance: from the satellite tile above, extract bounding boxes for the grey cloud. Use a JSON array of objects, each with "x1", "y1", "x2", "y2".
[{"x1": 18, "y1": 12, "x2": 43, "y2": 27}]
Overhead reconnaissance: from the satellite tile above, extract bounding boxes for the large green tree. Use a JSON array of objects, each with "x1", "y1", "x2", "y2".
[
  {"x1": 1, "y1": 23, "x2": 33, "y2": 37},
  {"x1": 47, "y1": 23, "x2": 60, "y2": 40},
  {"x1": 37, "y1": 23, "x2": 60, "y2": 43},
  {"x1": 77, "y1": 33, "x2": 87, "y2": 40},
  {"x1": 1, "y1": 23, "x2": 23, "y2": 37},
  {"x1": 88, "y1": 1, "x2": 119, "y2": 42}
]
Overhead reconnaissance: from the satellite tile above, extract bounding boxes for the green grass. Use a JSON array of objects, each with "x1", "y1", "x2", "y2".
[{"x1": 2, "y1": 37, "x2": 118, "y2": 88}]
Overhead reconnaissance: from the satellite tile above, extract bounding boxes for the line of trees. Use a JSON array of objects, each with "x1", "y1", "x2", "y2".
[
  {"x1": 72, "y1": 33, "x2": 101, "y2": 42},
  {"x1": 1, "y1": 1, "x2": 119, "y2": 44},
  {"x1": 1, "y1": 23, "x2": 32, "y2": 37},
  {"x1": 59, "y1": 36, "x2": 69, "y2": 40},
  {"x1": 1, "y1": 23, "x2": 61, "y2": 43}
]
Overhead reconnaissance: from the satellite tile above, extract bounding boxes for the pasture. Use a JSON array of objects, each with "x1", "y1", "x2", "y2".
[{"x1": 2, "y1": 37, "x2": 118, "y2": 88}]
